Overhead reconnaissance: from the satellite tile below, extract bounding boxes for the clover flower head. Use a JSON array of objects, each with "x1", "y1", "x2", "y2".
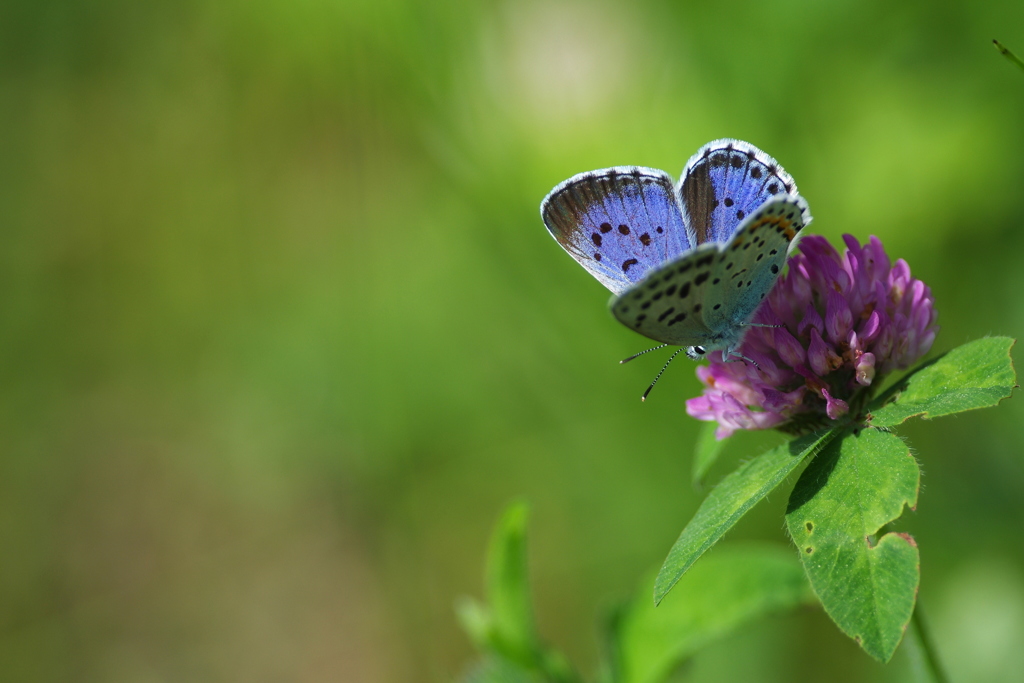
[{"x1": 686, "y1": 234, "x2": 938, "y2": 438}]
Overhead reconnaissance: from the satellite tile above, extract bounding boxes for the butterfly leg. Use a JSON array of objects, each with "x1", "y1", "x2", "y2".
[{"x1": 723, "y1": 350, "x2": 761, "y2": 369}]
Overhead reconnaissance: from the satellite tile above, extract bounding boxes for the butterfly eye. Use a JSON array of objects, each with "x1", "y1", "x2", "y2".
[{"x1": 693, "y1": 346, "x2": 706, "y2": 355}]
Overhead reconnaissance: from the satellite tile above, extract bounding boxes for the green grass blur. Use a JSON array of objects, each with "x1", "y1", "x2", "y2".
[{"x1": 1, "y1": 1, "x2": 1024, "y2": 681}]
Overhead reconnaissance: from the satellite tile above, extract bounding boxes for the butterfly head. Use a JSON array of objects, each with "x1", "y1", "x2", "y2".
[{"x1": 685, "y1": 321, "x2": 756, "y2": 363}]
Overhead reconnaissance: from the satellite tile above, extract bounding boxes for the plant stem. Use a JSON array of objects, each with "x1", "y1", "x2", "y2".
[
  {"x1": 994, "y1": 39, "x2": 1024, "y2": 73},
  {"x1": 911, "y1": 604, "x2": 950, "y2": 683}
]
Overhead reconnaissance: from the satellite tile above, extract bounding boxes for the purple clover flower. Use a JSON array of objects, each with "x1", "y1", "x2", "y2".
[{"x1": 686, "y1": 235, "x2": 938, "y2": 439}]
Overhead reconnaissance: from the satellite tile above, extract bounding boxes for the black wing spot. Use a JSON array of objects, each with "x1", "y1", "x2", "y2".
[
  {"x1": 756, "y1": 254, "x2": 763, "y2": 261},
  {"x1": 694, "y1": 272, "x2": 709, "y2": 285},
  {"x1": 657, "y1": 307, "x2": 676, "y2": 322},
  {"x1": 770, "y1": 264, "x2": 779, "y2": 274},
  {"x1": 594, "y1": 252, "x2": 602, "y2": 261},
  {"x1": 653, "y1": 291, "x2": 664, "y2": 301},
  {"x1": 641, "y1": 301, "x2": 651, "y2": 310},
  {"x1": 667, "y1": 312, "x2": 687, "y2": 325},
  {"x1": 622, "y1": 258, "x2": 638, "y2": 272},
  {"x1": 736, "y1": 210, "x2": 745, "y2": 220},
  {"x1": 639, "y1": 232, "x2": 651, "y2": 246},
  {"x1": 747, "y1": 280, "x2": 752, "y2": 287},
  {"x1": 656, "y1": 226, "x2": 664, "y2": 233},
  {"x1": 724, "y1": 197, "x2": 734, "y2": 207},
  {"x1": 678, "y1": 282, "x2": 691, "y2": 298},
  {"x1": 592, "y1": 233, "x2": 602, "y2": 247},
  {"x1": 693, "y1": 304, "x2": 703, "y2": 313},
  {"x1": 767, "y1": 183, "x2": 779, "y2": 194},
  {"x1": 600, "y1": 222, "x2": 613, "y2": 233},
  {"x1": 712, "y1": 278, "x2": 720, "y2": 285},
  {"x1": 710, "y1": 154, "x2": 727, "y2": 167},
  {"x1": 665, "y1": 284, "x2": 677, "y2": 296},
  {"x1": 769, "y1": 249, "x2": 778, "y2": 255},
  {"x1": 679, "y1": 263, "x2": 693, "y2": 274},
  {"x1": 743, "y1": 243, "x2": 751, "y2": 250},
  {"x1": 713, "y1": 303, "x2": 721, "y2": 310},
  {"x1": 730, "y1": 155, "x2": 743, "y2": 169},
  {"x1": 726, "y1": 262, "x2": 733, "y2": 269},
  {"x1": 750, "y1": 166, "x2": 762, "y2": 179},
  {"x1": 737, "y1": 281, "x2": 743, "y2": 288},
  {"x1": 618, "y1": 224, "x2": 630, "y2": 235},
  {"x1": 696, "y1": 254, "x2": 714, "y2": 268}
]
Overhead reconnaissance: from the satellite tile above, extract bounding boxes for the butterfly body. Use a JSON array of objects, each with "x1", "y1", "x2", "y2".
[{"x1": 541, "y1": 139, "x2": 811, "y2": 361}]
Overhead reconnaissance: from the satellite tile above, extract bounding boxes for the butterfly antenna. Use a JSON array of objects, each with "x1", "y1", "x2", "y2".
[
  {"x1": 641, "y1": 348, "x2": 684, "y2": 402},
  {"x1": 620, "y1": 344, "x2": 669, "y2": 364}
]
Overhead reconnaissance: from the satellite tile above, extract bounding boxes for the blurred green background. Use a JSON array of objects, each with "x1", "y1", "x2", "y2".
[{"x1": 2, "y1": 0, "x2": 1024, "y2": 681}]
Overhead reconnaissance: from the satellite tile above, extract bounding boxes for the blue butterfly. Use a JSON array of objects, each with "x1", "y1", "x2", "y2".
[{"x1": 541, "y1": 139, "x2": 812, "y2": 392}]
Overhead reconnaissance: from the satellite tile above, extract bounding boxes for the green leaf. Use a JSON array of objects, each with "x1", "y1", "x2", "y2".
[
  {"x1": 785, "y1": 429, "x2": 920, "y2": 662},
  {"x1": 691, "y1": 422, "x2": 728, "y2": 487},
  {"x1": 654, "y1": 429, "x2": 837, "y2": 605},
  {"x1": 870, "y1": 337, "x2": 1016, "y2": 427},
  {"x1": 457, "y1": 502, "x2": 579, "y2": 683},
  {"x1": 610, "y1": 544, "x2": 813, "y2": 683},
  {"x1": 486, "y1": 501, "x2": 538, "y2": 660},
  {"x1": 457, "y1": 596, "x2": 496, "y2": 652}
]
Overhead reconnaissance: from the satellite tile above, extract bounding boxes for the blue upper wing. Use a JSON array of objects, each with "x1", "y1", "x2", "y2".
[
  {"x1": 677, "y1": 139, "x2": 800, "y2": 245},
  {"x1": 541, "y1": 167, "x2": 692, "y2": 296}
]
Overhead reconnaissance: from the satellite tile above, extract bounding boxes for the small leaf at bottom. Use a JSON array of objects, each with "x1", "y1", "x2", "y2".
[{"x1": 786, "y1": 429, "x2": 920, "y2": 662}]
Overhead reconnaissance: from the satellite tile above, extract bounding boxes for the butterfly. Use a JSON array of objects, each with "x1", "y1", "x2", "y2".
[{"x1": 541, "y1": 139, "x2": 812, "y2": 395}]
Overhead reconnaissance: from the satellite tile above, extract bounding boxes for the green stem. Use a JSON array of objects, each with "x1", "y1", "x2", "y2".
[
  {"x1": 994, "y1": 39, "x2": 1024, "y2": 73},
  {"x1": 911, "y1": 604, "x2": 950, "y2": 683}
]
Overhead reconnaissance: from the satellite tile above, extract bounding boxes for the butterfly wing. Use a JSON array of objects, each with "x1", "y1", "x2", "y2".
[
  {"x1": 608, "y1": 243, "x2": 722, "y2": 346},
  {"x1": 678, "y1": 139, "x2": 800, "y2": 245},
  {"x1": 610, "y1": 195, "x2": 812, "y2": 349},
  {"x1": 700, "y1": 195, "x2": 812, "y2": 335},
  {"x1": 541, "y1": 167, "x2": 692, "y2": 296}
]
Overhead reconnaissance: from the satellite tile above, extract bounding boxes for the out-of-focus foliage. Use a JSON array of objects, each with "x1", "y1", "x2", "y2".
[
  {"x1": 610, "y1": 543, "x2": 813, "y2": 683},
  {"x1": 1, "y1": 0, "x2": 1023, "y2": 681}
]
